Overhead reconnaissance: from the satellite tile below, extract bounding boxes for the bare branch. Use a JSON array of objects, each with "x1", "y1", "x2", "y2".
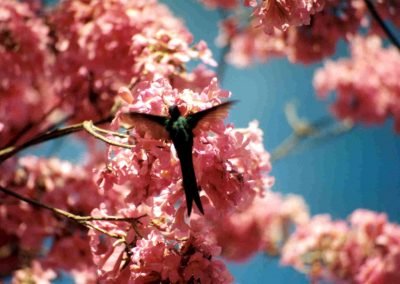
[
  {"x1": 270, "y1": 103, "x2": 354, "y2": 162},
  {"x1": 0, "y1": 116, "x2": 113, "y2": 163},
  {"x1": 364, "y1": 0, "x2": 400, "y2": 50},
  {"x1": 82, "y1": 120, "x2": 134, "y2": 149},
  {"x1": 0, "y1": 185, "x2": 145, "y2": 239}
]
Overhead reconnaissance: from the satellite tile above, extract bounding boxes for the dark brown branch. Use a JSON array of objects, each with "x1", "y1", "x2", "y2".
[
  {"x1": 0, "y1": 115, "x2": 113, "y2": 163},
  {"x1": 364, "y1": 0, "x2": 400, "y2": 50},
  {"x1": 0, "y1": 186, "x2": 146, "y2": 228},
  {"x1": 4, "y1": 98, "x2": 66, "y2": 148}
]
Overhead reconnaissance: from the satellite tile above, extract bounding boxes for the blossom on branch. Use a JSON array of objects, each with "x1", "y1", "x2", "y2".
[
  {"x1": 48, "y1": 0, "x2": 216, "y2": 122},
  {"x1": 314, "y1": 35, "x2": 400, "y2": 132},
  {"x1": 0, "y1": 156, "x2": 101, "y2": 282},
  {"x1": 213, "y1": 192, "x2": 309, "y2": 261},
  {"x1": 218, "y1": 0, "x2": 365, "y2": 66},
  {"x1": 0, "y1": 0, "x2": 56, "y2": 148},
  {"x1": 90, "y1": 78, "x2": 273, "y2": 282},
  {"x1": 248, "y1": 0, "x2": 325, "y2": 34},
  {"x1": 281, "y1": 209, "x2": 400, "y2": 283}
]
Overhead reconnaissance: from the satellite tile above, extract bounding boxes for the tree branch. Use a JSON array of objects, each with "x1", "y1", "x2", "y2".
[
  {"x1": 82, "y1": 120, "x2": 134, "y2": 149},
  {"x1": 0, "y1": 116, "x2": 113, "y2": 163},
  {"x1": 4, "y1": 97, "x2": 67, "y2": 148},
  {"x1": 270, "y1": 103, "x2": 354, "y2": 162},
  {"x1": 0, "y1": 185, "x2": 145, "y2": 239},
  {"x1": 364, "y1": 0, "x2": 400, "y2": 50}
]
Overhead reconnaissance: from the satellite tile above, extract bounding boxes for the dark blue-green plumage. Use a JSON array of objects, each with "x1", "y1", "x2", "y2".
[{"x1": 120, "y1": 101, "x2": 236, "y2": 216}]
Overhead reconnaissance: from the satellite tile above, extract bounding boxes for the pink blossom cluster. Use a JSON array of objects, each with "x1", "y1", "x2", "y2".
[
  {"x1": 314, "y1": 36, "x2": 400, "y2": 132},
  {"x1": 281, "y1": 209, "x2": 400, "y2": 283},
  {"x1": 245, "y1": 0, "x2": 325, "y2": 34},
  {"x1": 89, "y1": 78, "x2": 273, "y2": 282},
  {"x1": 48, "y1": 0, "x2": 216, "y2": 122},
  {"x1": 205, "y1": 0, "x2": 399, "y2": 39},
  {"x1": 0, "y1": 156, "x2": 100, "y2": 282},
  {"x1": 219, "y1": 18, "x2": 286, "y2": 67},
  {"x1": 89, "y1": 209, "x2": 234, "y2": 283},
  {"x1": 219, "y1": 0, "x2": 365, "y2": 66},
  {"x1": 104, "y1": 78, "x2": 273, "y2": 215},
  {"x1": 12, "y1": 261, "x2": 57, "y2": 284},
  {"x1": 1, "y1": 0, "x2": 218, "y2": 149},
  {"x1": 212, "y1": 192, "x2": 309, "y2": 261},
  {"x1": 20, "y1": 0, "x2": 43, "y2": 13},
  {"x1": 0, "y1": 0, "x2": 57, "y2": 148},
  {"x1": 199, "y1": 0, "x2": 325, "y2": 33}
]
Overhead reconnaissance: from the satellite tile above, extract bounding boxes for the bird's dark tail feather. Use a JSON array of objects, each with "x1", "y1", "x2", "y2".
[
  {"x1": 184, "y1": 185, "x2": 204, "y2": 216},
  {"x1": 178, "y1": 146, "x2": 204, "y2": 216},
  {"x1": 185, "y1": 186, "x2": 193, "y2": 217}
]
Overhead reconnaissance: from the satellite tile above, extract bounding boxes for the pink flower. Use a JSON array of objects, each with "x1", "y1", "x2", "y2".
[
  {"x1": 0, "y1": 229, "x2": 20, "y2": 276},
  {"x1": 281, "y1": 215, "x2": 359, "y2": 281},
  {"x1": 0, "y1": 156, "x2": 104, "y2": 281},
  {"x1": 0, "y1": 0, "x2": 57, "y2": 148},
  {"x1": 172, "y1": 64, "x2": 217, "y2": 92},
  {"x1": 43, "y1": 233, "x2": 97, "y2": 283},
  {"x1": 212, "y1": 192, "x2": 308, "y2": 261},
  {"x1": 12, "y1": 261, "x2": 57, "y2": 284},
  {"x1": 48, "y1": 0, "x2": 216, "y2": 122},
  {"x1": 101, "y1": 79, "x2": 272, "y2": 217},
  {"x1": 90, "y1": 78, "x2": 272, "y2": 281},
  {"x1": 218, "y1": 0, "x2": 366, "y2": 66},
  {"x1": 89, "y1": 209, "x2": 234, "y2": 283},
  {"x1": 356, "y1": 255, "x2": 400, "y2": 284},
  {"x1": 282, "y1": 209, "x2": 400, "y2": 283},
  {"x1": 251, "y1": 0, "x2": 325, "y2": 34},
  {"x1": 223, "y1": 21, "x2": 286, "y2": 67},
  {"x1": 314, "y1": 36, "x2": 400, "y2": 132}
]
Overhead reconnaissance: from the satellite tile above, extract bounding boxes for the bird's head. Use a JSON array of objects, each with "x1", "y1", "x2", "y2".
[{"x1": 168, "y1": 105, "x2": 181, "y2": 120}]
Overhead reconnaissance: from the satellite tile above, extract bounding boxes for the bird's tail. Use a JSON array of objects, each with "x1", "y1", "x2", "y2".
[
  {"x1": 183, "y1": 181, "x2": 204, "y2": 216},
  {"x1": 178, "y1": 145, "x2": 204, "y2": 216}
]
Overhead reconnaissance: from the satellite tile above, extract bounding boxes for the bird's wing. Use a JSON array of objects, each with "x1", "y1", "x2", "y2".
[
  {"x1": 119, "y1": 112, "x2": 169, "y2": 140},
  {"x1": 187, "y1": 100, "x2": 237, "y2": 130}
]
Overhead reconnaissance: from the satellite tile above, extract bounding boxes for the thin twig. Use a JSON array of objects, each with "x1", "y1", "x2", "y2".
[
  {"x1": 4, "y1": 98, "x2": 66, "y2": 148},
  {"x1": 270, "y1": 119, "x2": 353, "y2": 162},
  {"x1": 0, "y1": 185, "x2": 145, "y2": 238},
  {"x1": 84, "y1": 222, "x2": 121, "y2": 239},
  {"x1": 270, "y1": 134, "x2": 300, "y2": 162},
  {"x1": 42, "y1": 113, "x2": 74, "y2": 134},
  {"x1": 82, "y1": 121, "x2": 134, "y2": 149},
  {"x1": 91, "y1": 124, "x2": 130, "y2": 138},
  {"x1": 0, "y1": 123, "x2": 82, "y2": 162},
  {"x1": 364, "y1": 0, "x2": 400, "y2": 50},
  {"x1": 270, "y1": 103, "x2": 353, "y2": 162},
  {"x1": 0, "y1": 116, "x2": 113, "y2": 163}
]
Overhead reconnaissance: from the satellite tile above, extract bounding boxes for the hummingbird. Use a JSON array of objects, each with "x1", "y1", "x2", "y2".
[{"x1": 119, "y1": 100, "x2": 237, "y2": 216}]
